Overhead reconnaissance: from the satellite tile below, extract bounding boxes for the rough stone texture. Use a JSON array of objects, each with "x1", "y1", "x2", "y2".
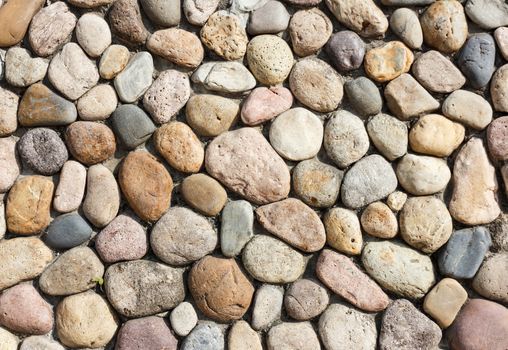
[
  {"x1": 0, "y1": 327, "x2": 18, "y2": 350},
  {"x1": 116, "y1": 316, "x2": 178, "y2": 350},
  {"x1": 390, "y1": 8, "x2": 423, "y2": 49},
  {"x1": 491, "y1": 64, "x2": 508, "y2": 113},
  {"x1": 181, "y1": 321, "x2": 225, "y2": 350},
  {"x1": 241, "y1": 86, "x2": 293, "y2": 126},
  {"x1": 170, "y1": 302, "x2": 198, "y2": 337},
  {"x1": 220, "y1": 200, "x2": 254, "y2": 257},
  {"x1": 229, "y1": 321, "x2": 262, "y2": 350},
  {"x1": 77, "y1": 84, "x2": 118, "y2": 121},
  {"x1": 412, "y1": 50, "x2": 465, "y2": 93},
  {"x1": 326, "y1": 31, "x2": 365, "y2": 72},
  {"x1": 473, "y1": 253, "x2": 508, "y2": 304},
  {"x1": 114, "y1": 52, "x2": 154, "y2": 103},
  {"x1": 184, "y1": 0, "x2": 220, "y2": 25},
  {"x1": 248, "y1": 1, "x2": 290, "y2": 35},
  {"x1": 44, "y1": 213, "x2": 92, "y2": 249},
  {"x1": 99, "y1": 45, "x2": 130, "y2": 80},
  {"x1": 5, "y1": 47, "x2": 48, "y2": 88},
  {"x1": 289, "y1": 8, "x2": 332, "y2": 57},
  {"x1": 147, "y1": 29, "x2": 204, "y2": 68},
  {"x1": 0, "y1": 87, "x2": 18, "y2": 136},
  {"x1": 109, "y1": 0, "x2": 149, "y2": 45},
  {"x1": 0, "y1": 0, "x2": 45, "y2": 47},
  {"x1": 267, "y1": 322, "x2": 320, "y2": 350},
  {"x1": 344, "y1": 77, "x2": 381, "y2": 116},
  {"x1": 396, "y1": 154, "x2": 451, "y2": 196},
  {"x1": 423, "y1": 278, "x2": 468, "y2": 328},
  {"x1": 191, "y1": 61, "x2": 256, "y2": 93},
  {"x1": 181, "y1": 173, "x2": 227, "y2": 216},
  {"x1": 201, "y1": 11, "x2": 248, "y2": 60},
  {"x1": 457, "y1": 33, "x2": 496, "y2": 89},
  {"x1": 247, "y1": 35, "x2": 293, "y2": 85},
  {"x1": 489, "y1": 213, "x2": 508, "y2": 252},
  {"x1": 0, "y1": 137, "x2": 20, "y2": 193},
  {"x1": 76, "y1": 13, "x2": 111, "y2": 57},
  {"x1": 323, "y1": 207, "x2": 363, "y2": 255},
  {"x1": 442, "y1": 90, "x2": 492, "y2": 130},
  {"x1": 285, "y1": 279, "x2": 329, "y2": 321},
  {"x1": 66, "y1": 121, "x2": 115, "y2": 165},
  {"x1": 364, "y1": 41, "x2": 414, "y2": 83},
  {"x1": 111, "y1": 104, "x2": 156, "y2": 149},
  {"x1": 465, "y1": 0, "x2": 508, "y2": 29},
  {"x1": 140, "y1": 0, "x2": 181, "y2": 27},
  {"x1": 325, "y1": 0, "x2": 388, "y2": 37},
  {"x1": 18, "y1": 128, "x2": 68, "y2": 175},
  {"x1": 186, "y1": 94, "x2": 239, "y2": 137},
  {"x1": 251, "y1": 284, "x2": 283, "y2": 330},
  {"x1": 367, "y1": 113, "x2": 408, "y2": 161},
  {"x1": 361, "y1": 202, "x2": 398, "y2": 239}
]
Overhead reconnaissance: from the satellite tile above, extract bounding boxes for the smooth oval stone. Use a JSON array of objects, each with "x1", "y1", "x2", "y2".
[
  {"x1": 324, "y1": 207, "x2": 363, "y2": 255},
  {"x1": 147, "y1": 29, "x2": 203, "y2": 69},
  {"x1": 361, "y1": 201, "x2": 398, "y2": 239},
  {"x1": 181, "y1": 321, "x2": 225, "y2": 350},
  {"x1": 200, "y1": 11, "x2": 248, "y2": 60},
  {"x1": 344, "y1": 77, "x2": 381, "y2": 117},
  {"x1": 242, "y1": 235, "x2": 306, "y2": 283},
  {"x1": 18, "y1": 128, "x2": 68, "y2": 175},
  {"x1": 364, "y1": 41, "x2": 414, "y2": 83},
  {"x1": 285, "y1": 279, "x2": 329, "y2": 321},
  {"x1": 181, "y1": 174, "x2": 227, "y2": 216},
  {"x1": 53, "y1": 160, "x2": 86, "y2": 213},
  {"x1": 495, "y1": 27, "x2": 508, "y2": 60},
  {"x1": 0, "y1": 0, "x2": 45, "y2": 47},
  {"x1": 0, "y1": 86, "x2": 18, "y2": 136},
  {"x1": 366, "y1": 113, "x2": 408, "y2": 161},
  {"x1": 396, "y1": 154, "x2": 451, "y2": 195},
  {"x1": 267, "y1": 322, "x2": 320, "y2": 350},
  {"x1": 457, "y1": 33, "x2": 496, "y2": 89},
  {"x1": 465, "y1": 0, "x2": 508, "y2": 29},
  {"x1": 116, "y1": 316, "x2": 178, "y2": 350},
  {"x1": 77, "y1": 84, "x2": 118, "y2": 121},
  {"x1": 248, "y1": 1, "x2": 290, "y2": 35},
  {"x1": 140, "y1": 0, "x2": 180, "y2": 27},
  {"x1": 241, "y1": 86, "x2": 293, "y2": 126},
  {"x1": 192, "y1": 61, "x2": 256, "y2": 93},
  {"x1": 18, "y1": 83, "x2": 77, "y2": 127},
  {"x1": 220, "y1": 200, "x2": 254, "y2": 257},
  {"x1": 76, "y1": 13, "x2": 111, "y2": 58},
  {"x1": 487, "y1": 116, "x2": 508, "y2": 162},
  {"x1": 114, "y1": 52, "x2": 154, "y2": 103},
  {"x1": 362, "y1": 241, "x2": 435, "y2": 299},
  {"x1": 111, "y1": 104, "x2": 155, "y2": 149},
  {"x1": 65, "y1": 121, "x2": 116, "y2": 165},
  {"x1": 39, "y1": 247, "x2": 104, "y2": 296},
  {"x1": 289, "y1": 8, "x2": 332, "y2": 57},
  {"x1": 170, "y1": 302, "x2": 198, "y2": 336},
  {"x1": 491, "y1": 63, "x2": 508, "y2": 113},
  {"x1": 251, "y1": 284, "x2": 284, "y2": 331},
  {"x1": 326, "y1": 31, "x2": 365, "y2": 72},
  {"x1": 83, "y1": 164, "x2": 120, "y2": 228},
  {"x1": 20, "y1": 336, "x2": 64, "y2": 350},
  {"x1": 109, "y1": 0, "x2": 149, "y2": 45},
  {"x1": 99, "y1": 45, "x2": 130, "y2": 80},
  {"x1": 44, "y1": 213, "x2": 92, "y2": 250},
  {"x1": 412, "y1": 50, "x2": 465, "y2": 94},
  {"x1": 105, "y1": 260, "x2": 185, "y2": 317},
  {"x1": 442, "y1": 90, "x2": 492, "y2": 130},
  {"x1": 0, "y1": 137, "x2": 20, "y2": 193},
  {"x1": 390, "y1": 8, "x2": 423, "y2": 49},
  {"x1": 185, "y1": 94, "x2": 239, "y2": 137},
  {"x1": 473, "y1": 253, "x2": 508, "y2": 304},
  {"x1": 5, "y1": 47, "x2": 48, "y2": 88},
  {"x1": 423, "y1": 278, "x2": 468, "y2": 329},
  {"x1": 229, "y1": 321, "x2": 262, "y2": 350}
]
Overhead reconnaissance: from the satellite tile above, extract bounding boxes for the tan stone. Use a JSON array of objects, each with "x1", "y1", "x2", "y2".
[
  {"x1": 324, "y1": 207, "x2": 362, "y2": 255},
  {"x1": 181, "y1": 174, "x2": 227, "y2": 216},
  {"x1": 472, "y1": 253, "x2": 508, "y2": 304},
  {"x1": 0, "y1": 87, "x2": 18, "y2": 136},
  {"x1": 185, "y1": 94, "x2": 239, "y2": 137},
  {"x1": 229, "y1": 321, "x2": 262, "y2": 350},
  {"x1": 491, "y1": 64, "x2": 508, "y2": 113},
  {"x1": 0, "y1": 0, "x2": 45, "y2": 47},
  {"x1": 289, "y1": 8, "x2": 332, "y2": 57},
  {"x1": 387, "y1": 191, "x2": 407, "y2": 212},
  {"x1": 361, "y1": 202, "x2": 398, "y2": 239},
  {"x1": 423, "y1": 278, "x2": 467, "y2": 328},
  {"x1": 99, "y1": 45, "x2": 130, "y2": 80},
  {"x1": 365, "y1": 41, "x2": 413, "y2": 82},
  {"x1": 412, "y1": 50, "x2": 465, "y2": 93},
  {"x1": 442, "y1": 90, "x2": 493, "y2": 130},
  {"x1": 0, "y1": 137, "x2": 20, "y2": 193},
  {"x1": 200, "y1": 11, "x2": 248, "y2": 60},
  {"x1": 147, "y1": 29, "x2": 204, "y2": 68},
  {"x1": 65, "y1": 121, "x2": 116, "y2": 165}
]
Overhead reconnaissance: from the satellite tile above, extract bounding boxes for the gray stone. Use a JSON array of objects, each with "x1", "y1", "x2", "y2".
[
  {"x1": 114, "y1": 52, "x2": 154, "y2": 103},
  {"x1": 252, "y1": 284, "x2": 284, "y2": 330},
  {"x1": 20, "y1": 336, "x2": 64, "y2": 350},
  {"x1": 489, "y1": 213, "x2": 508, "y2": 252},
  {"x1": 181, "y1": 321, "x2": 225, "y2": 350},
  {"x1": 4, "y1": 47, "x2": 48, "y2": 87},
  {"x1": 192, "y1": 61, "x2": 256, "y2": 93},
  {"x1": 412, "y1": 50, "x2": 465, "y2": 94},
  {"x1": 220, "y1": 200, "x2": 254, "y2": 257},
  {"x1": 140, "y1": 0, "x2": 181, "y2": 27},
  {"x1": 345, "y1": 77, "x2": 382, "y2": 117},
  {"x1": 44, "y1": 213, "x2": 92, "y2": 250},
  {"x1": 472, "y1": 253, "x2": 508, "y2": 304},
  {"x1": 326, "y1": 31, "x2": 365, "y2": 72},
  {"x1": 457, "y1": 33, "x2": 496, "y2": 89},
  {"x1": 248, "y1": 1, "x2": 290, "y2": 35},
  {"x1": 390, "y1": 8, "x2": 423, "y2": 49},
  {"x1": 438, "y1": 226, "x2": 492, "y2": 279},
  {"x1": 285, "y1": 279, "x2": 329, "y2": 321},
  {"x1": 465, "y1": 0, "x2": 508, "y2": 29},
  {"x1": 111, "y1": 104, "x2": 155, "y2": 149},
  {"x1": 367, "y1": 114, "x2": 408, "y2": 161},
  {"x1": 170, "y1": 302, "x2": 198, "y2": 337}
]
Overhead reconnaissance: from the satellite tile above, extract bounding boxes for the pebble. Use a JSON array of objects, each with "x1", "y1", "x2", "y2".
[
  {"x1": 285, "y1": 279, "x2": 328, "y2": 321},
  {"x1": 220, "y1": 200, "x2": 254, "y2": 257},
  {"x1": 151, "y1": 207, "x2": 217, "y2": 265},
  {"x1": 185, "y1": 94, "x2": 239, "y2": 137},
  {"x1": 28, "y1": 2, "x2": 76, "y2": 57},
  {"x1": 325, "y1": 0, "x2": 388, "y2": 37},
  {"x1": 465, "y1": 0, "x2": 508, "y2": 29},
  {"x1": 248, "y1": 1, "x2": 290, "y2": 35},
  {"x1": 0, "y1": 0, "x2": 44, "y2": 47},
  {"x1": 181, "y1": 321, "x2": 225, "y2": 350},
  {"x1": 201, "y1": 11, "x2": 248, "y2": 60},
  {"x1": 380, "y1": 299, "x2": 442, "y2": 350},
  {"x1": 324, "y1": 110, "x2": 369, "y2": 168},
  {"x1": 267, "y1": 322, "x2": 320, "y2": 350},
  {"x1": 181, "y1": 174, "x2": 227, "y2": 216},
  {"x1": 366, "y1": 113, "x2": 408, "y2": 161},
  {"x1": 0, "y1": 87, "x2": 18, "y2": 135},
  {"x1": 95, "y1": 214, "x2": 148, "y2": 263},
  {"x1": 20, "y1": 336, "x2": 64, "y2": 350},
  {"x1": 292, "y1": 159, "x2": 343, "y2": 208},
  {"x1": 491, "y1": 64, "x2": 508, "y2": 112},
  {"x1": 269, "y1": 108, "x2": 323, "y2": 161},
  {"x1": 77, "y1": 85, "x2": 117, "y2": 122},
  {"x1": 387, "y1": 191, "x2": 407, "y2": 212},
  {"x1": 65, "y1": 121, "x2": 116, "y2": 165},
  {"x1": 319, "y1": 303, "x2": 378, "y2": 350},
  {"x1": 99, "y1": 45, "x2": 130, "y2": 80},
  {"x1": 18, "y1": 128, "x2": 68, "y2": 175},
  {"x1": 495, "y1": 27, "x2": 508, "y2": 60},
  {"x1": 39, "y1": 247, "x2": 104, "y2": 296},
  {"x1": 0, "y1": 137, "x2": 20, "y2": 193},
  {"x1": 365, "y1": 41, "x2": 414, "y2": 83},
  {"x1": 192, "y1": 61, "x2": 256, "y2": 93},
  {"x1": 326, "y1": 31, "x2": 365, "y2": 72},
  {"x1": 83, "y1": 164, "x2": 120, "y2": 228},
  {"x1": 56, "y1": 292, "x2": 118, "y2": 349},
  {"x1": 241, "y1": 87, "x2": 293, "y2": 125},
  {"x1": 420, "y1": 0, "x2": 468, "y2": 53},
  {"x1": 242, "y1": 235, "x2": 306, "y2": 283},
  {"x1": 147, "y1": 29, "x2": 204, "y2": 68},
  {"x1": 489, "y1": 213, "x2": 508, "y2": 252},
  {"x1": 472, "y1": 253, "x2": 508, "y2": 304},
  {"x1": 487, "y1": 116, "x2": 508, "y2": 162},
  {"x1": 423, "y1": 278, "x2": 468, "y2": 329},
  {"x1": 75, "y1": 13, "x2": 111, "y2": 57},
  {"x1": 114, "y1": 52, "x2": 154, "y2": 103},
  {"x1": 48, "y1": 43, "x2": 99, "y2": 101},
  {"x1": 170, "y1": 302, "x2": 198, "y2": 337},
  {"x1": 0, "y1": 237, "x2": 53, "y2": 291},
  {"x1": 396, "y1": 154, "x2": 451, "y2": 195},
  {"x1": 111, "y1": 104, "x2": 155, "y2": 149},
  {"x1": 450, "y1": 138, "x2": 500, "y2": 225},
  {"x1": 390, "y1": 8, "x2": 422, "y2": 49},
  {"x1": 289, "y1": 58, "x2": 343, "y2": 113},
  {"x1": 0, "y1": 284, "x2": 53, "y2": 335},
  {"x1": 409, "y1": 114, "x2": 465, "y2": 157},
  {"x1": 183, "y1": 0, "x2": 220, "y2": 26},
  {"x1": 228, "y1": 321, "x2": 262, "y2": 350},
  {"x1": 317, "y1": 249, "x2": 389, "y2": 311},
  {"x1": 140, "y1": 0, "x2": 181, "y2": 27},
  {"x1": 438, "y1": 226, "x2": 491, "y2": 279},
  {"x1": 341, "y1": 155, "x2": 398, "y2": 209},
  {"x1": 6, "y1": 176, "x2": 54, "y2": 235},
  {"x1": 4, "y1": 47, "x2": 48, "y2": 87},
  {"x1": 53, "y1": 161, "x2": 86, "y2": 213},
  {"x1": 412, "y1": 50, "x2": 465, "y2": 93},
  {"x1": 105, "y1": 260, "x2": 185, "y2": 317},
  {"x1": 323, "y1": 207, "x2": 363, "y2": 255},
  {"x1": 256, "y1": 198, "x2": 326, "y2": 252},
  {"x1": 44, "y1": 213, "x2": 92, "y2": 250},
  {"x1": 457, "y1": 33, "x2": 496, "y2": 89},
  {"x1": 361, "y1": 202, "x2": 398, "y2": 239},
  {"x1": 68, "y1": 0, "x2": 115, "y2": 7},
  {"x1": 205, "y1": 128, "x2": 290, "y2": 204},
  {"x1": 385, "y1": 73, "x2": 440, "y2": 120},
  {"x1": 154, "y1": 121, "x2": 204, "y2": 173},
  {"x1": 246, "y1": 35, "x2": 293, "y2": 85},
  {"x1": 251, "y1": 284, "x2": 283, "y2": 330},
  {"x1": 109, "y1": 0, "x2": 149, "y2": 45},
  {"x1": 442, "y1": 90, "x2": 492, "y2": 130},
  {"x1": 362, "y1": 241, "x2": 435, "y2": 298},
  {"x1": 116, "y1": 316, "x2": 178, "y2": 350},
  {"x1": 289, "y1": 8, "x2": 332, "y2": 57},
  {"x1": 344, "y1": 77, "x2": 381, "y2": 117}
]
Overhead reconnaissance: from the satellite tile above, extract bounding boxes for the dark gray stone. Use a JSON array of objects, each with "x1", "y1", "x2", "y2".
[
  {"x1": 438, "y1": 226, "x2": 492, "y2": 279},
  {"x1": 325, "y1": 31, "x2": 365, "y2": 72},
  {"x1": 140, "y1": 0, "x2": 181, "y2": 27},
  {"x1": 457, "y1": 33, "x2": 496, "y2": 89},
  {"x1": 17, "y1": 128, "x2": 68, "y2": 175},
  {"x1": 111, "y1": 104, "x2": 156, "y2": 149},
  {"x1": 220, "y1": 200, "x2": 254, "y2": 257},
  {"x1": 181, "y1": 321, "x2": 225, "y2": 350},
  {"x1": 44, "y1": 213, "x2": 92, "y2": 250},
  {"x1": 345, "y1": 77, "x2": 382, "y2": 117},
  {"x1": 248, "y1": 1, "x2": 290, "y2": 35}
]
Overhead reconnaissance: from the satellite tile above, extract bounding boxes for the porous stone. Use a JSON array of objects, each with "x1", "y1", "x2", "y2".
[
  {"x1": 109, "y1": 0, "x2": 149, "y2": 45},
  {"x1": 53, "y1": 161, "x2": 86, "y2": 213},
  {"x1": 18, "y1": 128, "x2": 67, "y2": 175},
  {"x1": 495, "y1": 27, "x2": 508, "y2": 60},
  {"x1": 364, "y1": 41, "x2": 414, "y2": 83},
  {"x1": 367, "y1": 113, "x2": 408, "y2": 161},
  {"x1": 241, "y1": 87, "x2": 293, "y2": 126},
  {"x1": 4, "y1": 47, "x2": 48, "y2": 87},
  {"x1": 20, "y1": 336, "x2": 64, "y2": 350},
  {"x1": 412, "y1": 50, "x2": 465, "y2": 93},
  {"x1": 140, "y1": 0, "x2": 181, "y2": 27},
  {"x1": 65, "y1": 121, "x2": 115, "y2": 165},
  {"x1": 114, "y1": 52, "x2": 154, "y2": 103},
  {"x1": 0, "y1": 0, "x2": 45, "y2": 47},
  {"x1": 0, "y1": 87, "x2": 18, "y2": 136},
  {"x1": 423, "y1": 278, "x2": 468, "y2": 329},
  {"x1": 229, "y1": 321, "x2": 262, "y2": 350},
  {"x1": 325, "y1": 0, "x2": 388, "y2": 37},
  {"x1": 387, "y1": 191, "x2": 407, "y2": 211},
  {"x1": 99, "y1": 45, "x2": 130, "y2": 80},
  {"x1": 344, "y1": 77, "x2": 381, "y2": 116},
  {"x1": 390, "y1": 8, "x2": 422, "y2": 49},
  {"x1": 285, "y1": 279, "x2": 329, "y2": 321},
  {"x1": 76, "y1": 13, "x2": 111, "y2": 57},
  {"x1": 465, "y1": 0, "x2": 508, "y2": 29},
  {"x1": 77, "y1": 84, "x2": 117, "y2": 121},
  {"x1": 248, "y1": 1, "x2": 290, "y2": 35},
  {"x1": 220, "y1": 200, "x2": 254, "y2": 257},
  {"x1": 488, "y1": 116, "x2": 508, "y2": 163},
  {"x1": 362, "y1": 202, "x2": 398, "y2": 239},
  {"x1": 396, "y1": 154, "x2": 451, "y2": 195},
  {"x1": 44, "y1": 213, "x2": 92, "y2": 250},
  {"x1": 491, "y1": 64, "x2": 508, "y2": 113},
  {"x1": 472, "y1": 253, "x2": 508, "y2": 304},
  {"x1": 192, "y1": 61, "x2": 256, "y2": 93},
  {"x1": 181, "y1": 174, "x2": 227, "y2": 216},
  {"x1": 181, "y1": 321, "x2": 225, "y2": 350},
  {"x1": 289, "y1": 8, "x2": 332, "y2": 57},
  {"x1": 326, "y1": 31, "x2": 365, "y2": 72},
  {"x1": 457, "y1": 33, "x2": 496, "y2": 89},
  {"x1": 185, "y1": 94, "x2": 239, "y2": 137},
  {"x1": 200, "y1": 11, "x2": 248, "y2": 60},
  {"x1": 323, "y1": 208, "x2": 362, "y2": 255},
  {"x1": 267, "y1": 322, "x2": 320, "y2": 350},
  {"x1": 170, "y1": 302, "x2": 198, "y2": 337},
  {"x1": 442, "y1": 90, "x2": 492, "y2": 129},
  {"x1": 116, "y1": 317, "x2": 178, "y2": 350},
  {"x1": 183, "y1": 0, "x2": 220, "y2": 25},
  {"x1": 147, "y1": 29, "x2": 204, "y2": 68},
  {"x1": 251, "y1": 284, "x2": 284, "y2": 330},
  {"x1": 0, "y1": 137, "x2": 20, "y2": 193},
  {"x1": 111, "y1": 104, "x2": 156, "y2": 149}
]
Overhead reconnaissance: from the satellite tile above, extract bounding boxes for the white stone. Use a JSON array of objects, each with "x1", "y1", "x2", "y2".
[
  {"x1": 251, "y1": 284, "x2": 284, "y2": 330},
  {"x1": 170, "y1": 302, "x2": 198, "y2": 337},
  {"x1": 76, "y1": 13, "x2": 111, "y2": 57}
]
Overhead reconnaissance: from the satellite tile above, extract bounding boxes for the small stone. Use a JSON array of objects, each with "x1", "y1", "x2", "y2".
[
  {"x1": 6, "y1": 176, "x2": 53, "y2": 235},
  {"x1": 182, "y1": 321, "x2": 225, "y2": 350},
  {"x1": 114, "y1": 52, "x2": 154, "y2": 103},
  {"x1": 0, "y1": 137, "x2": 20, "y2": 193},
  {"x1": 267, "y1": 322, "x2": 320, "y2": 350},
  {"x1": 170, "y1": 302, "x2": 198, "y2": 337},
  {"x1": 186, "y1": 94, "x2": 239, "y2": 137},
  {"x1": 289, "y1": 58, "x2": 343, "y2": 113},
  {"x1": 18, "y1": 128, "x2": 67, "y2": 176},
  {"x1": 385, "y1": 73, "x2": 440, "y2": 120},
  {"x1": 111, "y1": 104, "x2": 155, "y2": 149},
  {"x1": 489, "y1": 212, "x2": 508, "y2": 252},
  {"x1": 77, "y1": 85, "x2": 117, "y2": 122},
  {"x1": 99, "y1": 45, "x2": 130, "y2": 80},
  {"x1": 242, "y1": 235, "x2": 306, "y2": 283},
  {"x1": 65, "y1": 121, "x2": 116, "y2": 165},
  {"x1": 0, "y1": 87, "x2": 18, "y2": 136},
  {"x1": 442, "y1": 90, "x2": 492, "y2": 129},
  {"x1": 0, "y1": 284, "x2": 53, "y2": 335},
  {"x1": 116, "y1": 316, "x2": 178, "y2": 350},
  {"x1": 387, "y1": 191, "x2": 408, "y2": 211},
  {"x1": 147, "y1": 29, "x2": 204, "y2": 68},
  {"x1": 326, "y1": 31, "x2": 365, "y2": 72},
  {"x1": 365, "y1": 41, "x2": 414, "y2": 83},
  {"x1": 457, "y1": 33, "x2": 496, "y2": 89},
  {"x1": 465, "y1": 0, "x2": 508, "y2": 29},
  {"x1": 472, "y1": 253, "x2": 508, "y2": 304},
  {"x1": 220, "y1": 200, "x2": 254, "y2": 257},
  {"x1": 241, "y1": 87, "x2": 293, "y2": 126},
  {"x1": 495, "y1": 27, "x2": 508, "y2": 60},
  {"x1": 341, "y1": 154, "x2": 398, "y2": 209},
  {"x1": 412, "y1": 50, "x2": 465, "y2": 93},
  {"x1": 20, "y1": 336, "x2": 64, "y2": 350},
  {"x1": 380, "y1": 299, "x2": 442, "y2": 350},
  {"x1": 0, "y1": 0, "x2": 44, "y2": 47},
  {"x1": 289, "y1": 8, "x2": 332, "y2": 57},
  {"x1": 109, "y1": 0, "x2": 149, "y2": 45},
  {"x1": 251, "y1": 284, "x2": 283, "y2": 330},
  {"x1": 228, "y1": 321, "x2": 262, "y2": 350},
  {"x1": 362, "y1": 241, "x2": 435, "y2": 298},
  {"x1": 192, "y1": 61, "x2": 256, "y2": 93},
  {"x1": 181, "y1": 174, "x2": 227, "y2": 216},
  {"x1": 487, "y1": 116, "x2": 508, "y2": 162},
  {"x1": 248, "y1": 1, "x2": 290, "y2": 35},
  {"x1": 44, "y1": 213, "x2": 92, "y2": 250},
  {"x1": 323, "y1": 208, "x2": 362, "y2": 255},
  {"x1": 285, "y1": 279, "x2": 329, "y2": 321},
  {"x1": 75, "y1": 13, "x2": 110, "y2": 58},
  {"x1": 344, "y1": 77, "x2": 382, "y2": 116},
  {"x1": 83, "y1": 164, "x2": 120, "y2": 228},
  {"x1": 56, "y1": 292, "x2": 118, "y2": 349},
  {"x1": 39, "y1": 247, "x2": 104, "y2": 296},
  {"x1": 438, "y1": 226, "x2": 491, "y2": 279},
  {"x1": 68, "y1": 0, "x2": 115, "y2": 7},
  {"x1": 361, "y1": 201, "x2": 398, "y2": 239},
  {"x1": 183, "y1": 0, "x2": 220, "y2": 26},
  {"x1": 105, "y1": 260, "x2": 185, "y2": 317},
  {"x1": 420, "y1": 0, "x2": 468, "y2": 53},
  {"x1": 140, "y1": 0, "x2": 181, "y2": 27},
  {"x1": 201, "y1": 11, "x2": 248, "y2": 60},
  {"x1": 325, "y1": 0, "x2": 388, "y2": 37},
  {"x1": 53, "y1": 161, "x2": 86, "y2": 213},
  {"x1": 491, "y1": 64, "x2": 508, "y2": 113},
  {"x1": 4, "y1": 47, "x2": 48, "y2": 88},
  {"x1": 423, "y1": 278, "x2": 468, "y2": 329},
  {"x1": 367, "y1": 113, "x2": 408, "y2": 161},
  {"x1": 151, "y1": 207, "x2": 217, "y2": 265},
  {"x1": 396, "y1": 154, "x2": 451, "y2": 195},
  {"x1": 246, "y1": 35, "x2": 293, "y2": 85},
  {"x1": 390, "y1": 8, "x2": 423, "y2": 49}
]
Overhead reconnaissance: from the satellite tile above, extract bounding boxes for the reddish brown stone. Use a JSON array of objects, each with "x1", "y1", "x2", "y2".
[
  {"x1": 65, "y1": 121, "x2": 116, "y2": 165},
  {"x1": 487, "y1": 116, "x2": 508, "y2": 162}
]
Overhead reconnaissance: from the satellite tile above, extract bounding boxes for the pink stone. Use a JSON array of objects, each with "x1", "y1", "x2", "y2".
[
  {"x1": 241, "y1": 87, "x2": 293, "y2": 126},
  {"x1": 116, "y1": 316, "x2": 178, "y2": 350},
  {"x1": 487, "y1": 116, "x2": 508, "y2": 162}
]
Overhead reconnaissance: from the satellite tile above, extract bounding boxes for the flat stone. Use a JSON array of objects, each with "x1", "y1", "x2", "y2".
[
  {"x1": 0, "y1": 87, "x2": 18, "y2": 136},
  {"x1": 412, "y1": 50, "x2": 465, "y2": 93},
  {"x1": 201, "y1": 11, "x2": 248, "y2": 60},
  {"x1": 326, "y1": 31, "x2": 365, "y2": 72},
  {"x1": 119, "y1": 151, "x2": 173, "y2": 222},
  {"x1": 114, "y1": 52, "x2": 153, "y2": 103},
  {"x1": 365, "y1": 41, "x2": 414, "y2": 83},
  {"x1": 341, "y1": 154, "x2": 398, "y2": 208},
  {"x1": 83, "y1": 164, "x2": 120, "y2": 228},
  {"x1": 442, "y1": 90, "x2": 492, "y2": 129},
  {"x1": 185, "y1": 94, "x2": 239, "y2": 137},
  {"x1": 241, "y1": 87, "x2": 293, "y2": 126},
  {"x1": 491, "y1": 64, "x2": 508, "y2": 112},
  {"x1": 77, "y1": 84, "x2": 117, "y2": 122},
  {"x1": 140, "y1": 0, "x2": 180, "y2": 27},
  {"x1": 76, "y1": 13, "x2": 111, "y2": 57},
  {"x1": 423, "y1": 278, "x2": 468, "y2": 328},
  {"x1": 109, "y1": 0, "x2": 149, "y2": 45},
  {"x1": 53, "y1": 161, "x2": 86, "y2": 213},
  {"x1": 472, "y1": 253, "x2": 508, "y2": 304},
  {"x1": 220, "y1": 200, "x2": 254, "y2": 257},
  {"x1": 396, "y1": 154, "x2": 451, "y2": 196},
  {"x1": 105, "y1": 260, "x2": 185, "y2": 317},
  {"x1": 20, "y1": 336, "x2": 64, "y2": 350},
  {"x1": 65, "y1": 121, "x2": 116, "y2": 165},
  {"x1": 267, "y1": 322, "x2": 320, "y2": 350},
  {"x1": 0, "y1": 0, "x2": 44, "y2": 47},
  {"x1": 44, "y1": 213, "x2": 92, "y2": 250},
  {"x1": 228, "y1": 321, "x2": 262, "y2": 350},
  {"x1": 285, "y1": 279, "x2": 328, "y2": 321},
  {"x1": 181, "y1": 321, "x2": 225, "y2": 350},
  {"x1": 457, "y1": 33, "x2": 496, "y2": 89},
  {"x1": 68, "y1": 0, "x2": 115, "y2": 7},
  {"x1": 18, "y1": 128, "x2": 67, "y2": 175},
  {"x1": 116, "y1": 316, "x2": 177, "y2": 350},
  {"x1": 495, "y1": 27, "x2": 508, "y2": 60},
  {"x1": 242, "y1": 235, "x2": 306, "y2": 283},
  {"x1": 367, "y1": 113, "x2": 408, "y2": 161},
  {"x1": 6, "y1": 176, "x2": 53, "y2": 235},
  {"x1": 39, "y1": 247, "x2": 104, "y2": 296},
  {"x1": 181, "y1": 173, "x2": 227, "y2": 216},
  {"x1": 95, "y1": 214, "x2": 148, "y2": 263},
  {"x1": 323, "y1": 207, "x2": 362, "y2": 255},
  {"x1": 344, "y1": 77, "x2": 381, "y2": 116},
  {"x1": 5, "y1": 47, "x2": 48, "y2": 87},
  {"x1": 325, "y1": 0, "x2": 388, "y2": 37},
  {"x1": 0, "y1": 137, "x2": 20, "y2": 193},
  {"x1": 251, "y1": 284, "x2": 283, "y2": 330},
  {"x1": 248, "y1": 1, "x2": 290, "y2": 35},
  {"x1": 170, "y1": 302, "x2": 198, "y2": 337},
  {"x1": 111, "y1": 104, "x2": 155, "y2": 149},
  {"x1": 465, "y1": 0, "x2": 508, "y2": 29},
  {"x1": 183, "y1": 0, "x2": 220, "y2": 25},
  {"x1": 362, "y1": 241, "x2": 435, "y2": 298},
  {"x1": 151, "y1": 207, "x2": 217, "y2": 265},
  {"x1": 191, "y1": 61, "x2": 256, "y2": 93},
  {"x1": 289, "y1": 8, "x2": 332, "y2": 57},
  {"x1": 0, "y1": 327, "x2": 19, "y2": 349},
  {"x1": 390, "y1": 8, "x2": 422, "y2": 49},
  {"x1": 147, "y1": 29, "x2": 204, "y2": 68},
  {"x1": 99, "y1": 45, "x2": 130, "y2": 80},
  {"x1": 487, "y1": 116, "x2": 508, "y2": 162},
  {"x1": 361, "y1": 201, "x2": 398, "y2": 239}
]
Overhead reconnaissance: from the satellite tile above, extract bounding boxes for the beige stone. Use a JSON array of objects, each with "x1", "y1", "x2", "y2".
[
  {"x1": 0, "y1": 0, "x2": 45, "y2": 47},
  {"x1": 147, "y1": 29, "x2": 204, "y2": 68},
  {"x1": 185, "y1": 94, "x2": 239, "y2": 137},
  {"x1": 77, "y1": 84, "x2": 118, "y2": 121},
  {"x1": 289, "y1": 8, "x2": 332, "y2": 57},
  {"x1": 0, "y1": 87, "x2": 18, "y2": 136},
  {"x1": 361, "y1": 202, "x2": 398, "y2": 239},
  {"x1": 412, "y1": 50, "x2": 465, "y2": 93},
  {"x1": 423, "y1": 278, "x2": 467, "y2": 328},
  {"x1": 365, "y1": 41, "x2": 413, "y2": 82},
  {"x1": 200, "y1": 11, "x2": 248, "y2": 60},
  {"x1": 99, "y1": 45, "x2": 130, "y2": 80},
  {"x1": 324, "y1": 207, "x2": 362, "y2": 255},
  {"x1": 181, "y1": 174, "x2": 227, "y2": 216},
  {"x1": 53, "y1": 161, "x2": 87, "y2": 213},
  {"x1": 472, "y1": 253, "x2": 508, "y2": 304},
  {"x1": 396, "y1": 154, "x2": 451, "y2": 196},
  {"x1": 491, "y1": 64, "x2": 508, "y2": 113},
  {"x1": 83, "y1": 164, "x2": 120, "y2": 228},
  {"x1": 0, "y1": 137, "x2": 20, "y2": 193},
  {"x1": 442, "y1": 90, "x2": 493, "y2": 130},
  {"x1": 228, "y1": 321, "x2": 262, "y2": 350}
]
